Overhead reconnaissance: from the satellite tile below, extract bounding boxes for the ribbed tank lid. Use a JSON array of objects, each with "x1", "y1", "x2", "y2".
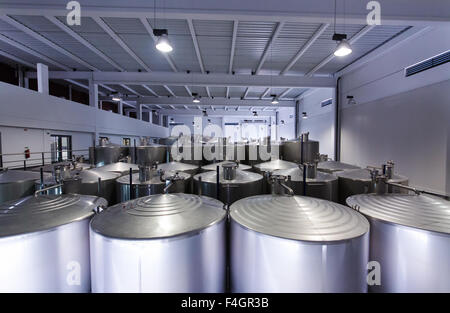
[
  {"x1": 317, "y1": 161, "x2": 360, "y2": 172},
  {"x1": 346, "y1": 194, "x2": 450, "y2": 234},
  {"x1": 0, "y1": 169, "x2": 42, "y2": 184},
  {"x1": 0, "y1": 194, "x2": 106, "y2": 237},
  {"x1": 202, "y1": 161, "x2": 251, "y2": 172},
  {"x1": 158, "y1": 161, "x2": 199, "y2": 172},
  {"x1": 336, "y1": 168, "x2": 408, "y2": 183},
  {"x1": 90, "y1": 193, "x2": 225, "y2": 239},
  {"x1": 253, "y1": 159, "x2": 298, "y2": 172},
  {"x1": 230, "y1": 195, "x2": 369, "y2": 242},
  {"x1": 98, "y1": 162, "x2": 139, "y2": 173},
  {"x1": 272, "y1": 167, "x2": 337, "y2": 182},
  {"x1": 116, "y1": 170, "x2": 191, "y2": 185},
  {"x1": 77, "y1": 168, "x2": 121, "y2": 183},
  {"x1": 194, "y1": 169, "x2": 262, "y2": 184}
]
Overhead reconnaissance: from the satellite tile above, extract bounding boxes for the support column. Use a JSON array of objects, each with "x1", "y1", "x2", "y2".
[
  {"x1": 24, "y1": 77, "x2": 29, "y2": 89},
  {"x1": 68, "y1": 84, "x2": 72, "y2": 101},
  {"x1": 37, "y1": 63, "x2": 49, "y2": 94},
  {"x1": 136, "y1": 99, "x2": 142, "y2": 120},
  {"x1": 18, "y1": 65, "x2": 24, "y2": 87},
  {"x1": 89, "y1": 79, "x2": 98, "y2": 108},
  {"x1": 118, "y1": 100, "x2": 123, "y2": 115}
]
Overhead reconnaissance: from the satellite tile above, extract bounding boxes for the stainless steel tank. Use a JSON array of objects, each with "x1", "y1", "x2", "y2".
[
  {"x1": 89, "y1": 145, "x2": 129, "y2": 167},
  {"x1": 116, "y1": 166, "x2": 191, "y2": 203},
  {"x1": 96, "y1": 162, "x2": 139, "y2": 175},
  {"x1": 31, "y1": 161, "x2": 92, "y2": 173},
  {"x1": 0, "y1": 193, "x2": 107, "y2": 292},
  {"x1": 317, "y1": 161, "x2": 361, "y2": 174},
  {"x1": 193, "y1": 163, "x2": 263, "y2": 205},
  {"x1": 252, "y1": 159, "x2": 298, "y2": 193},
  {"x1": 76, "y1": 169, "x2": 121, "y2": 205},
  {"x1": 230, "y1": 194, "x2": 370, "y2": 292},
  {"x1": 347, "y1": 193, "x2": 450, "y2": 292},
  {"x1": 133, "y1": 144, "x2": 167, "y2": 166},
  {"x1": 158, "y1": 161, "x2": 200, "y2": 176},
  {"x1": 244, "y1": 142, "x2": 281, "y2": 166},
  {"x1": 90, "y1": 193, "x2": 226, "y2": 292},
  {"x1": 0, "y1": 169, "x2": 42, "y2": 204},
  {"x1": 271, "y1": 164, "x2": 338, "y2": 201},
  {"x1": 336, "y1": 168, "x2": 408, "y2": 204},
  {"x1": 169, "y1": 143, "x2": 204, "y2": 166},
  {"x1": 281, "y1": 133, "x2": 319, "y2": 163},
  {"x1": 201, "y1": 161, "x2": 251, "y2": 172}
]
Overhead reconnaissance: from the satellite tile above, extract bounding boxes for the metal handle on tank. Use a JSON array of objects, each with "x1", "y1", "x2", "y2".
[{"x1": 34, "y1": 184, "x2": 63, "y2": 197}]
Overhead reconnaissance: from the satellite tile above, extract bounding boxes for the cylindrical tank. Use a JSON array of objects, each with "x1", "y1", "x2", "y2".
[
  {"x1": 271, "y1": 165, "x2": 338, "y2": 201},
  {"x1": 90, "y1": 193, "x2": 226, "y2": 292},
  {"x1": 158, "y1": 161, "x2": 200, "y2": 176},
  {"x1": 252, "y1": 159, "x2": 298, "y2": 193},
  {"x1": 115, "y1": 166, "x2": 191, "y2": 203},
  {"x1": 201, "y1": 161, "x2": 251, "y2": 172},
  {"x1": 336, "y1": 168, "x2": 408, "y2": 204},
  {"x1": 193, "y1": 165, "x2": 263, "y2": 205},
  {"x1": 96, "y1": 162, "x2": 140, "y2": 176},
  {"x1": 169, "y1": 143, "x2": 204, "y2": 166},
  {"x1": 89, "y1": 145, "x2": 129, "y2": 167},
  {"x1": 317, "y1": 161, "x2": 361, "y2": 174},
  {"x1": 244, "y1": 142, "x2": 282, "y2": 166},
  {"x1": 346, "y1": 193, "x2": 450, "y2": 292},
  {"x1": 0, "y1": 194, "x2": 107, "y2": 292},
  {"x1": 31, "y1": 161, "x2": 92, "y2": 173},
  {"x1": 281, "y1": 133, "x2": 319, "y2": 163},
  {"x1": 230, "y1": 195, "x2": 370, "y2": 292},
  {"x1": 133, "y1": 144, "x2": 167, "y2": 165},
  {"x1": 76, "y1": 169, "x2": 121, "y2": 205},
  {"x1": 0, "y1": 169, "x2": 43, "y2": 204}
]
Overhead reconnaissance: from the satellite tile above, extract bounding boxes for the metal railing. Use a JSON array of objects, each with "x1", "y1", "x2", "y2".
[{"x1": 0, "y1": 149, "x2": 89, "y2": 170}]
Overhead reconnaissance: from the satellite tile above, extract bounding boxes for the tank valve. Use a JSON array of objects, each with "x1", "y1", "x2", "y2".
[
  {"x1": 163, "y1": 172, "x2": 185, "y2": 194},
  {"x1": 268, "y1": 174, "x2": 294, "y2": 196}
]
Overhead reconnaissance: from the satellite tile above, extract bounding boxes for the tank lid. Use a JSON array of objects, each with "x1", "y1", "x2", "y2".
[
  {"x1": 230, "y1": 195, "x2": 369, "y2": 242},
  {"x1": 0, "y1": 194, "x2": 106, "y2": 237},
  {"x1": 202, "y1": 161, "x2": 251, "y2": 172},
  {"x1": 347, "y1": 194, "x2": 450, "y2": 234},
  {"x1": 272, "y1": 167, "x2": 337, "y2": 182},
  {"x1": 0, "y1": 169, "x2": 42, "y2": 184},
  {"x1": 158, "y1": 161, "x2": 199, "y2": 172},
  {"x1": 317, "y1": 161, "x2": 360, "y2": 172},
  {"x1": 336, "y1": 168, "x2": 407, "y2": 182},
  {"x1": 194, "y1": 169, "x2": 262, "y2": 184},
  {"x1": 116, "y1": 170, "x2": 190, "y2": 185},
  {"x1": 253, "y1": 159, "x2": 298, "y2": 172},
  {"x1": 98, "y1": 162, "x2": 139, "y2": 173},
  {"x1": 90, "y1": 193, "x2": 225, "y2": 239}
]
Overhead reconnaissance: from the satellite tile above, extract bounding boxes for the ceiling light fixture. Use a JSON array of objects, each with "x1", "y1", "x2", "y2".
[
  {"x1": 302, "y1": 112, "x2": 308, "y2": 119},
  {"x1": 154, "y1": 29, "x2": 173, "y2": 53},
  {"x1": 202, "y1": 110, "x2": 208, "y2": 117},
  {"x1": 192, "y1": 93, "x2": 201, "y2": 103},
  {"x1": 332, "y1": 0, "x2": 352, "y2": 57},
  {"x1": 270, "y1": 94, "x2": 279, "y2": 105},
  {"x1": 111, "y1": 92, "x2": 121, "y2": 102}
]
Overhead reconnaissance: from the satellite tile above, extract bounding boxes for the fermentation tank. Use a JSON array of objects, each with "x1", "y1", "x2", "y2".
[
  {"x1": 96, "y1": 162, "x2": 139, "y2": 175},
  {"x1": 230, "y1": 193, "x2": 370, "y2": 292},
  {"x1": 90, "y1": 193, "x2": 226, "y2": 292},
  {"x1": 336, "y1": 168, "x2": 408, "y2": 204},
  {"x1": 201, "y1": 161, "x2": 251, "y2": 172},
  {"x1": 317, "y1": 161, "x2": 360, "y2": 174},
  {"x1": 193, "y1": 162, "x2": 263, "y2": 205},
  {"x1": 271, "y1": 164, "x2": 338, "y2": 201},
  {"x1": 158, "y1": 161, "x2": 200, "y2": 176},
  {"x1": 0, "y1": 169, "x2": 43, "y2": 204},
  {"x1": 281, "y1": 133, "x2": 319, "y2": 164},
  {"x1": 0, "y1": 193, "x2": 107, "y2": 292},
  {"x1": 244, "y1": 142, "x2": 281, "y2": 166},
  {"x1": 347, "y1": 193, "x2": 450, "y2": 292},
  {"x1": 133, "y1": 144, "x2": 167, "y2": 165},
  {"x1": 116, "y1": 165, "x2": 191, "y2": 203},
  {"x1": 252, "y1": 159, "x2": 298, "y2": 193},
  {"x1": 75, "y1": 169, "x2": 121, "y2": 205}
]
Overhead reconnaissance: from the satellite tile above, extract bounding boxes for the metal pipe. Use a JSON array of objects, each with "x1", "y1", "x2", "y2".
[
  {"x1": 198, "y1": 176, "x2": 202, "y2": 196},
  {"x1": 164, "y1": 180, "x2": 175, "y2": 194},
  {"x1": 216, "y1": 165, "x2": 220, "y2": 200},
  {"x1": 302, "y1": 164, "x2": 307, "y2": 196},
  {"x1": 23, "y1": 160, "x2": 26, "y2": 171},
  {"x1": 129, "y1": 168, "x2": 133, "y2": 200},
  {"x1": 40, "y1": 167, "x2": 44, "y2": 189},
  {"x1": 386, "y1": 181, "x2": 450, "y2": 200},
  {"x1": 97, "y1": 177, "x2": 102, "y2": 196},
  {"x1": 133, "y1": 139, "x2": 137, "y2": 164},
  {"x1": 41, "y1": 152, "x2": 45, "y2": 166},
  {"x1": 335, "y1": 76, "x2": 341, "y2": 161},
  {"x1": 34, "y1": 184, "x2": 63, "y2": 197}
]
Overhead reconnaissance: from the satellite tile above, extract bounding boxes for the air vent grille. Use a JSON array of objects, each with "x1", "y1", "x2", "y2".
[
  {"x1": 321, "y1": 98, "x2": 333, "y2": 107},
  {"x1": 405, "y1": 50, "x2": 450, "y2": 77}
]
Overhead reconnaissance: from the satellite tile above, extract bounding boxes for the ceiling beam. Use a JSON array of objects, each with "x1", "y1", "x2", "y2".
[
  {"x1": 141, "y1": 85, "x2": 159, "y2": 97},
  {"x1": 255, "y1": 22, "x2": 284, "y2": 75},
  {"x1": 0, "y1": 14, "x2": 96, "y2": 70},
  {"x1": 242, "y1": 87, "x2": 250, "y2": 99},
  {"x1": 0, "y1": 49, "x2": 35, "y2": 68},
  {"x1": 162, "y1": 109, "x2": 276, "y2": 117},
  {"x1": 229, "y1": 20, "x2": 238, "y2": 73},
  {"x1": 278, "y1": 88, "x2": 292, "y2": 99},
  {"x1": 99, "y1": 96, "x2": 295, "y2": 107},
  {"x1": 280, "y1": 23, "x2": 329, "y2": 75},
  {"x1": 260, "y1": 87, "x2": 271, "y2": 99},
  {"x1": 163, "y1": 85, "x2": 177, "y2": 97},
  {"x1": 306, "y1": 25, "x2": 375, "y2": 76},
  {"x1": 30, "y1": 71, "x2": 335, "y2": 88},
  {"x1": 120, "y1": 84, "x2": 142, "y2": 96},
  {"x1": 0, "y1": 4, "x2": 447, "y2": 26}
]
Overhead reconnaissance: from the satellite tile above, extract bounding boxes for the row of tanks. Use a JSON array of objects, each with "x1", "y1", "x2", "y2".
[{"x1": 0, "y1": 135, "x2": 448, "y2": 293}]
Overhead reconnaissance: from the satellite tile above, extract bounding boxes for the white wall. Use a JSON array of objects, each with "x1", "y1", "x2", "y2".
[
  {"x1": 298, "y1": 88, "x2": 335, "y2": 159},
  {"x1": 277, "y1": 107, "x2": 295, "y2": 140},
  {"x1": 338, "y1": 27, "x2": 450, "y2": 194},
  {"x1": 0, "y1": 82, "x2": 169, "y2": 168}
]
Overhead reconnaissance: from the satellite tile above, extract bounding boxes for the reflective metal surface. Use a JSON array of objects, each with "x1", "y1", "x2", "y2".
[
  {"x1": 271, "y1": 167, "x2": 338, "y2": 201},
  {"x1": 89, "y1": 145, "x2": 129, "y2": 167},
  {"x1": 317, "y1": 161, "x2": 361, "y2": 174},
  {"x1": 158, "y1": 161, "x2": 200, "y2": 175},
  {"x1": 0, "y1": 194, "x2": 106, "y2": 292},
  {"x1": 244, "y1": 143, "x2": 281, "y2": 166},
  {"x1": 347, "y1": 194, "x2": 450, "y2": 292},
  {"x1": 97, "y1": 162, "x2": 139, "y2": 175},
  {"x1": 90, "y1": 193, "x2": 226, "y2": 292},
  {"x1": 337, "y1": 168, "x2": 408, "y2": 204},
  {"x1": 116, "y1": 170, "x2": 191, "y2": 203},
  {"x1": 134, "y1": 145, "x2": 167, "y2": 166},
  {"x1": 0, "y1": 169, "x2": 42, "y2": 204},
  {"x1": 77, "y1": 169, "x2": 121, "y2": 205},
  {"x1": 281, "y1": 138, "x2": 319, "y2": 163},
  {"x1": 252, "y1": 159, "x2": 298, "y2": 193},
  {"x1": 193, "y1": 169, "x2": 263, "y2": 205},
  {"x1": 201, "y1": 161, "x2": 251, "y2": 172},
  {"x1": 230, "y1": 195, "x2": 369, "y2": 292}
]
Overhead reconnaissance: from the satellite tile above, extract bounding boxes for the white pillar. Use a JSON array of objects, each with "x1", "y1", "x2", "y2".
[
  {"x1": 68, "y1": 84, "x2": 72, "y2": 101},
  {"x1": 89, "y1": 79, "x2": 98, "y2": 107},
  {"x1": 37, "y1": 63, "x2": 49, "y2": 94},
  {"x1": 118, "y1": 100, "x2": 123, "y2": 115},
  {"x1": 136, "y1": 99, "x2": 142, "y2": 120}
]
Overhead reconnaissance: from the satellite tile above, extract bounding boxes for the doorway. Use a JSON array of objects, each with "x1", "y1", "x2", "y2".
[{"x1": 51, "y1": 135, "x2": 73, "y2": 162}]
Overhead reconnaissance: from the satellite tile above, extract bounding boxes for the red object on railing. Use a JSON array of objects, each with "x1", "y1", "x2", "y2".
[{"x1": 24, "y1": 147, "x2": 31, "y2": 159}]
